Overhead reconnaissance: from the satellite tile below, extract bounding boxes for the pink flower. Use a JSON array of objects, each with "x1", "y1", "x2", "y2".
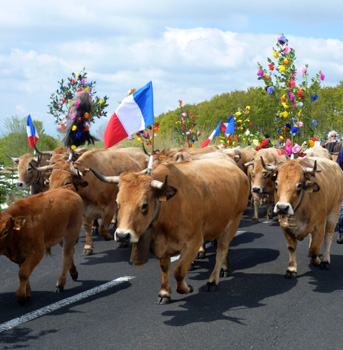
[
  {"x1": 128, "y1": 135, "x2": 133, "y2": 140},
  {"x1": 300, "y1": 66, "x2": 306, "y2": 75},
  {"x1": 286, "y1": 139, "x2": 292, "y2": 147},
  {"x1": 286, "y1": 146, "x2": 291, "y2": 156},
  {"x1": 277, "y1": 149, "x2": 285, "y2": 156},
  {"x1": 284, "y1": 45, "x2": 291, "y2": 54},
  {"x1": 297, "y1": 121, "x2": 303, "y2": 127},
  {"x1": 320, "y1": 72, "x2": 325, "y2": 81},
  {"x1": 182, "y1": 112, "x2": 187, "y2": 117},
  {"x1": 291, "y1": 72, "x2": 297, "y2": 78},
  {"x1": 292, "y1": 144, "x2": 300, "y2": 153},
  {"x1": 257, "y1": 69, "x2": 263, "y2": 77},
  {"x1": 289, "y1": 78, "x2": 295, "y2": 89},
  {"x1": 74, "y1": 101, "x2": 81, "y2": 107}
]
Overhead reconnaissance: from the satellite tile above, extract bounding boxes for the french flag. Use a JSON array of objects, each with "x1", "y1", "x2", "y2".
[
  {"x1": 26, "y1": 114, "x2": 39, "y2": 149},
  {"x1": 201, "y1": 121, "x2": 221, "y2": 148},
  {"x1": 221, "y1": 115, "x2": 235, "y2": 138},
  {"x1": 104, "y1": 81, "x2": 154, "y2": 148}
]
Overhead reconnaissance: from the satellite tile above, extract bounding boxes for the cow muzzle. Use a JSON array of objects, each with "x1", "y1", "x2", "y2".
[
  {"x1": 16, "y1": 181, "x2": 26, "y2": 188},
  {"x1": 274, "y1": 202, "x2": 294, "y2": 215},
  {"x1": 115, "y1": 229, "x2": 138, "y2": 243},
  {"x1": 252, "y1": 186, "x2": 262, "y2": 193}
]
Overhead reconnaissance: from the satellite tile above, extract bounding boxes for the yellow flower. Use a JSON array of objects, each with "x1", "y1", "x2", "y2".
[
  {"x1": 238, "y1": 120, "x2": 242, "y2": 123},
  {"x1": 298, "y1": 111, "x2": 301, "y2": 117},
  {"x1": 71, "y1": 145, "x2": 76, "y2": 150},
  {"x1": 241, "y1": 127, "x2": 243, "y2": 130},
  {"x1": 253, "y1": 139, "x2": 260, "y2": 146},
  {"x1": 236, "y1": 112, "x2": 242, "y2": 116},
  {"x1": 232, "y1": 141, "x2": 236, "y2": 145},
  {"x1": 284, "y1": 58, "x2": 289, "y2": 65},
  {"x1": 247, "y1": 119, "x2": 250, "y2": 122},
  {"x1": 85, "y1": 86, "x2": 90, "y2": 91},
  {"x1": 280, "y1": 136, "x2": 284, "y2": 140},
  {"x1": 99, "y1": 100, "x2": 104, "y2": 105},
  {"x1": 309, "y1": 140, "x2": 315, "y2": 148},
  {"x1": 72, "y1": 125, "x2": 77, "y2": 131},
  {"x1": 68, "y1": 100, "x2": 72, "y2": 104},
  {"x1": 279, "y1": 65, "x2": 286, "y2": 73},
  {"x1": 273, "y1": 50, "x2": 279, "y2": 58},
  {"x1": 246, "y1": 106, "x2": 250, "y2": 110},
  {"x1": 243, "y1": 138, "x2": 246, "y2": 141},
  {"x1": 282, "y1": 103, "x2": 289, "y2": 109},
  {"x1": 137, "y1": 137, "x2": 141, "y2": 142},
  {"x1": 234, "y1": 117, "x2": 236, "y2": 121},
  {"x1": 77, "y1": 73, "x2": 80, "y2": 77}
]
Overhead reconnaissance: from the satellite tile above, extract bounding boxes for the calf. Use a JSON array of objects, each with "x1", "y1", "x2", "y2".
[{"x1": 0, "y1": 187, "x2": 83, "y2": 304}]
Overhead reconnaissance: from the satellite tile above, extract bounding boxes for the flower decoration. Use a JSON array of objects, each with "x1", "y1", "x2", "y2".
[
  {"x1": 48, "y1": 68, "x2": 109, "y2": 126},
  {"x1": 257, "y1": 34, "x2": 324, "y2": 157},
  {"x1": 173, "y1": 100, "x2": 200, "y2": 148}
]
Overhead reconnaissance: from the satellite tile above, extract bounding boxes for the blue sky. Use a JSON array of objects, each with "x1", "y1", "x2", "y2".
[{"x1": 1, "y1": 0, "x2": 342, "y2": 139}]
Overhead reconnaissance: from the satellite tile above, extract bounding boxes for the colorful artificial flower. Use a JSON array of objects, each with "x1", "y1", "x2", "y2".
[
  {"x1": 267, "y1": 86, "x2": 275, "y2": 94},
  {"x1": 289, "y1": 78, "x2": 295, "y2": 89},
  {"x1": 300, "y1": 66, "x2": 307, "y2": 75},
  {"x1": 320, "y1": 72, "x2": 325, "y2": 81},
  {"x1": 292, "y1": 144, "x2": 300, "y2": 153},
  {"x1": 268, "y1": 64, "x2": 274, "y2": 71},
  {"x1": 298, "y1": 89, "x2": 305, "y2": 98},
  {"x1": 279, "y1": 65, "x2": 286, "y2": 73},
  {"x1": 257, "y1": 69, "x2": 263, "y2": 77},
  {"x1": 284, "y1": 46, "x2": 291, "y2": 54},
  {"x1": 278, "y1": 35, "x2": 286, "y2": 45},
  {"x1": 311, "y1": 94, "x2": 318, "y2": 101},
  {"x1": 273, "y1": 50, "x2": 279, "y2": 58}
]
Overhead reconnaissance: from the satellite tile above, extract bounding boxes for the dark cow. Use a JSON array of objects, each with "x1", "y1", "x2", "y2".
[
  {"x1": 0, "y1": 186, "x2": 83, "y2": 304},
  {"x1": 262, "y1": 157, "x2": 343, "y2": 278},
  {"x1": 91, "y1": 158, "x2": 250, "y2": 303}
]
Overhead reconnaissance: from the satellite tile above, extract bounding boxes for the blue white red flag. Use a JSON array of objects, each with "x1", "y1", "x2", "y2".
[
  {"x1": 104, "y1": 81, "x2": 154, "y2": 148},
  {"x1": 201, "y1": 121, "x2": 221, "y2": 148},
  {"x1": 222, "y1": 115, "x2": 235, "y2": 138},
  {"x1": 26, "y1": 114, "x2": 39, "y2": 148}
]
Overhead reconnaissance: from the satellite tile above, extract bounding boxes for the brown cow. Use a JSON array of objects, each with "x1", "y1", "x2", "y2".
[
  {"x1": 244, "y1": 148, "x2": 287, "y2": 222},
  {"x1": 90, "y1": 158, "x2": 250, "y2": 303},
  {"x1": 262, "y1": 157, "x2": 343, "y2": 278},
  {"x1": 43, "y1": 146, "x2": 148, "y2": 255},
  {"x1": 0, "y1": 186, "x2": 83, "y2": 304},
  {"x1": 223, "y1": 146, "x2": 256, "y2": 174}
]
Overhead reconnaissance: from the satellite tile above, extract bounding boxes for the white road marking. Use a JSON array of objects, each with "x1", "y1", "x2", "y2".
[
  {"x1": 0, "y1": 276, "x2": 135, "y2": 333},
  {"x1": 170, "y1": 230, "x2": 246, "y2": 262}
]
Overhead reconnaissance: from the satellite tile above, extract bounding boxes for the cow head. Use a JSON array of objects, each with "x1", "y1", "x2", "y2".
[
  {"x1": 48, "y1": 161, "x2": 89, "y2": 191},
  {"x1": 89, "y1": 168, "x2": 177, "y2": 243},
  {"x1": 273, "y1": 159, "x2": 320, "y2": 215},
  {"x1": 0, "y1": 213, "x2": 27, "y2": 251}
]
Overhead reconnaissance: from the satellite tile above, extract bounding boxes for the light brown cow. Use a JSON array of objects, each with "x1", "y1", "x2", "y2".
[
  {"x1": 223, "y1": 146, "x2": 256, "y2": 174},
  {"x1": 91, "y1": 158, "x2": 250, "y2": 303},
  {"x1": 0, "y1": 186, "x2": 83, "y2": 304},
  {"x1": 262, "y1": 157, "x2": 343, "y2": 278},
  {"x1": 303, "y1": 146, "x2": 332, "y2": 159},
  {"x1": 244, "y1": 148, "x2": 287, "y2": 222},
  {"x1": 44, "y1": 147, "x2": 148, "y2": 255}
]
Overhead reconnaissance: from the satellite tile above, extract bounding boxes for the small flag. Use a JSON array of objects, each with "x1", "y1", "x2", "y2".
[
  {"x1": 201, "y1": 121, "x2": 221, "y2": 148},
  {"x1": 26, "y1": 114, "x2": 39, "y2": 148},
  {"x1": 104, "y1": 81, "x2": 154, "y2": 148},
  {"x1": 224, "y1": 115, "x2": 235, "y2": 136}
]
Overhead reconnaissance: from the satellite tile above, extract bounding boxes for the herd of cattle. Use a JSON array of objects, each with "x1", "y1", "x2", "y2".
[{"x1": 1, "y1": 142, "x2": 342, "y2": 305}]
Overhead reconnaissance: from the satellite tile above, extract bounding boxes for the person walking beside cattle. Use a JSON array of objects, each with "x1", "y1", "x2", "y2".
[
  {"x1": 322, "y1": 130, "x2": 343, "y2": 154},
  {"x1": 335, "y1": 148, "x2": 343, "y2": 244}
]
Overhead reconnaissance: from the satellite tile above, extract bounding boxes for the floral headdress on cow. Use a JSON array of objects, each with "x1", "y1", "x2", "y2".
[
  {"x1": 62, "y1": 90, "x2": 98, "y2": 152},
  {"x1": 257, "y1": 34, "x2": 324, "y2": 158}
]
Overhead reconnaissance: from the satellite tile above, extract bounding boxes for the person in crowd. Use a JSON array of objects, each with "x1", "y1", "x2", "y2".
[
  {"x1": 275, "y1": 136, "x2": 284, "y2": 147},
  {"x1": 322, "y1": 130, "x2": 343, "y2": 153},
  {"x1": 336, "y1": 148, "x2": 343, "y2": 244}
]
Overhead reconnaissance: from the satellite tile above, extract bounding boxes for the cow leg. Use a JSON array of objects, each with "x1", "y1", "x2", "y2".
[
  {"x1": 173, "y1": 238, "x2": 203, "y2": 295},
  {"x1": 252, "y1": 194, "x2": 260, "y2": 223},
  {"x1": 158, "y1": 258, "x2": 172, "y2": 304},
  {"x1": 267, "y1": 193, "x2": 274, "y2": 219},
  {"x1": 17, "y1": 252, "x2": 44, "y2": 305},
  {"x1": 207, "y1": 215, "x2": 242, "y2": 291},
  {"x1": 196, "y1": 243, "x2": 206, "y2": 259},
  {"x1": 98, "y1": 207, "x2": 115, "y2": 241},
  {"x1": 56, "y1": 241, "x2": 77, "y2": 292},
  {"x1": 82, "y1": 218, "x2": 94, "y2": 255},
  {"x1": 283, "y1": 231, "x2": 298, "y2": 278},
  {"x1": 92, "y1": 219, "x2": 99, "y2": 235}
]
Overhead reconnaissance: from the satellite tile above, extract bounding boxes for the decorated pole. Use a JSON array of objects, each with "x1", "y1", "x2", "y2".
[{"x1": 147, "y1": 124, "x2": 155, "y2": 175}]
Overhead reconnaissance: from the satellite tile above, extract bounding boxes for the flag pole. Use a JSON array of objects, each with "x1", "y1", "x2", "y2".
[{"x1": 147, "y1": 124, "x2": 155, "y2": 175}]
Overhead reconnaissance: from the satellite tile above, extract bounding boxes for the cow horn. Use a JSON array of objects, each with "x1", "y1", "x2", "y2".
[
  {"x1": 243, "y1": 160, "x2": 254, "y2": 167},
  {"x1": 29, "y1": 163, "x2": 54, "y2": 172},
  {"x1": 142, "y1": 143, "x2": 149, "y2": 155},
  {"x1": 33, "y1": 143, "x2": 53, "y2": 156},
  {"x1": 69, "y1": 162, "x2": 82, "y2": 177},
  {"x1": 303, "y1": 160, "x2": 317, "y2": 176},
  {"x1": 260, "y1": 156, "x2": 277, "y2": 171},
  {"x1": 150, "y1": 175, "x2": 168, "y2": 189},
  {"x1": 89, "y1": 168, "x2": 120, "y2": 184},
  {"x1": 5, "y1": 153, "x2": 19, "y2": 164}
]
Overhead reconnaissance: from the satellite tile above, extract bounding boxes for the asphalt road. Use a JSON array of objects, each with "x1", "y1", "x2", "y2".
[{"x1": 1, "y1": 206, "x2": 343, "y2": 350}]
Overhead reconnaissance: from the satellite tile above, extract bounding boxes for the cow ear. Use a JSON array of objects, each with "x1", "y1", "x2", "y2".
[
  {"x1": 12, "y1": 216, "x2": 28, "y2": 230},
  {"x1": 304, "y1": 181, "x2": 320, "y2": 193},
  {"x1": 158, "y1": 186, "x2": 177, "y2": 202}
]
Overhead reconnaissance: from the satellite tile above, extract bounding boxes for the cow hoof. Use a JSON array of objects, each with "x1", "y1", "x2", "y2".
[
  {"x1": 285, "y1": 270, "x2": 297, "y2": 279},
  {"x1": 220, "y1": 269, "x2": 229, "y2": 278},
  {"x1": 319, "y1": 261, "x2": 330, "y2": 270},
  {"x1": 157, "y1": 296, "x2": 171, "y2": 304},
  {"x1": 196, "y1": 251, "x2": 206, "y2": 259},
  {"x1": 83, "y1": 248, "x2": 93, "y2": 256},
  {"x1": 17, "y1": 297, "x2": 27, "y2": 306},
  {"x1": 252, "y1": 218, "x2": 259, "y2": 223},
  {"x1": 207, "y1": 281, "x2": 218, "y2": 292},
  {"x1": 103, "y1": 233, "x2": 114, "y2": 241},
  {"x1": 56, "y1": 286, "x2": 64, "y2": 293},
  {"x1": 71, "y1": 272, "x2": 78, "y2": 281}
]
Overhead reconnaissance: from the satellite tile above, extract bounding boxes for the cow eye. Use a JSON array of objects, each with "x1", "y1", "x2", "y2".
[
  {"x1": 2, "y1": 230, "x2": 8, "y2": 236},
  {"x1": 296, "y1": 182, "x2": 302, "y2": 192},
  {"x1": 27, "y1": 167, "x2": 32, "y2": 172},
  {"x1": 252, "y1": 171, "x2": 255, "y2": 177},
  {"x1": 141, "y1": 203, "x2": 148, "y2": 213},
  {"x1": 63, "y1": 179, "x2": 71, "y2": 186},
  {"x1": 275, "y1": 181, "x2": 278, "y2": 189},
  {"x1": 263, "y1": 172, "x2": 268, "y2": 178}
]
